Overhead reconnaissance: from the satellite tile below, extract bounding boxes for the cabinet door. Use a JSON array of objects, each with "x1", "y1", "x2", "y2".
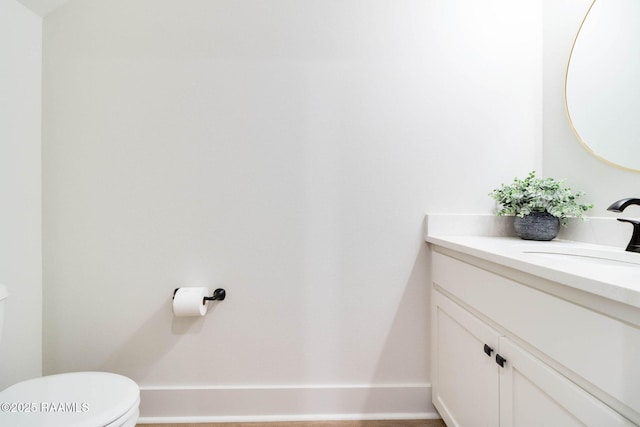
[
  {"x1": 432, "y1": 291, "x2": 500, "y2": 427},
  {"x1": 498, "y1": 337, "x2": 635, "y2": 427}
]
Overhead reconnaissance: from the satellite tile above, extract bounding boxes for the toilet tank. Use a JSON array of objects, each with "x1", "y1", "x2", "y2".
[{"x1": 0, "y1": 284, "x2": 7, "y2": 343}]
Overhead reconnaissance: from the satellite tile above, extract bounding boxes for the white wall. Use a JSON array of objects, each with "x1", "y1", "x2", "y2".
[
  {"x1": 0, "y1": 0, "x2": 42, "y2": 389},
  {"x1": 15, "y1": 0, "x2": 69, "y2": 16},
  {"x1": 543, "y1": 0, "x2": 640, "y2": 214},
  {"x1": 42, "y1": 0, "x2": 541, "y2": 420}
]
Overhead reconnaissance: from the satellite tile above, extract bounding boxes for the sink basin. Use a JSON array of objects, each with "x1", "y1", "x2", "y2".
[{"x1": 516, "y1": 243, "x2": 640, "y2": 267}]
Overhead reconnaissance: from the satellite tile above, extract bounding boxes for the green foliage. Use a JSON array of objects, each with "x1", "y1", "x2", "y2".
[{"x1": 490, "y1": 171, "x2": 592, "y2": 225}]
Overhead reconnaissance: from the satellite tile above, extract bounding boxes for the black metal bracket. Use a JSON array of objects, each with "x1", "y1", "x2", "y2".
[{"x1": 204, "y1": 288, "x2": 226, "y2": 302}]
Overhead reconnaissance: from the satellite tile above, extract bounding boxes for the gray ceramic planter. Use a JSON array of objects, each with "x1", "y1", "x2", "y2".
[{"x1": 513, "y1": 212, "x2": 560, "y2": 241}]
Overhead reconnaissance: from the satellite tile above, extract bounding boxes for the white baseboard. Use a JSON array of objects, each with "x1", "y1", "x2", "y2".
[{"x1": 137, "y1": 384, "x2": 437, "y2": 424}]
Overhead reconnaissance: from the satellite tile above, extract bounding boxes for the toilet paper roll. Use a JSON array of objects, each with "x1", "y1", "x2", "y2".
[{"x1": 173, "y1": 287, "x2": 209, "y2": 317}]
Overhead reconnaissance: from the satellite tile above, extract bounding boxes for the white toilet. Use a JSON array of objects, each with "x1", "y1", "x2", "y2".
[{"x1": 0, "y1": 284, "x2": 140, "y2": 427}]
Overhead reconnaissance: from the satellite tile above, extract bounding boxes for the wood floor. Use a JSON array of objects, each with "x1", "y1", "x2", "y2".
[{"x1": 138, "y1": 420, "x2": 446, "y2": 427}]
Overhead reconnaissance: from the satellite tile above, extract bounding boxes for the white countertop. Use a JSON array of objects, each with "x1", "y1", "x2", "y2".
[{"x1": 426, "y1": 234, "x2": 640, "y2": 310}]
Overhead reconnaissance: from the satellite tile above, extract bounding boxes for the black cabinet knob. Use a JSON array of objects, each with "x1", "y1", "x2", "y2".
[
  {"x1": 483, "y1": 344, "x2": 493, "y2": 356},
  {"x1": 496, "y1": 354, "x2": 507, "y2": 368}
]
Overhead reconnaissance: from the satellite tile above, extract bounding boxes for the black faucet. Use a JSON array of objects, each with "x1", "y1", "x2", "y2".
[{"x1": 607, "y1": 198, "x2": 640, "y2": 253}]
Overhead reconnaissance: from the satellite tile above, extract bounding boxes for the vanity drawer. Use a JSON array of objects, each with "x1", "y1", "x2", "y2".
[{"x1": 432, "y1": 251, "x2": 640, "y2": 416}]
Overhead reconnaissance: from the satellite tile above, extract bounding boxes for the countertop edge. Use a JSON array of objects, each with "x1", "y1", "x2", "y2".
[{"x1": 425, "y1": 234, "x2": 640, "y2": 311}]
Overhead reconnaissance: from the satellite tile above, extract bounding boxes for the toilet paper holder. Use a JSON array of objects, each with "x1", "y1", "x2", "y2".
[{"x1": 173, "y1": 288, "x2": 226, "y2": 305}]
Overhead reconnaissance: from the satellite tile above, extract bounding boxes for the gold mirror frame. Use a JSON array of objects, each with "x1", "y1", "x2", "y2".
[{"x1": 564, "y1": 0, "x2": 640, "y2": 173}]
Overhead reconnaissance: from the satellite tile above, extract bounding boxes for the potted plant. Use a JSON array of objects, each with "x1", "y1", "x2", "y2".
[{"x1": 490, "y1": 171, "x2": 592, "y2": 240}]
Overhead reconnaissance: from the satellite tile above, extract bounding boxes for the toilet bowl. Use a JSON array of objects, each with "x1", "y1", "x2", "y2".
[
  {"x1": 0, "y1": 285, "x2": 140, "y2": 426},
  {"x1": 0, "y1": 372, "x2": 140, "y2": 427}
]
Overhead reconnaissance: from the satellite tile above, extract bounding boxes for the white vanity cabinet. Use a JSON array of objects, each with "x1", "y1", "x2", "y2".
[
  {"x1": 430, "y1": 248, "x2": 639, "y2": 427},
  {"x1": 432, "y1": 290, "x2": 500, "y2": 426}
]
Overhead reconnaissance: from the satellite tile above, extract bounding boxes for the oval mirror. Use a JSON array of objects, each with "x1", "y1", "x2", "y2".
[{"x1": 565, "y1": 0, "x2": 640, "y2": 172}]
